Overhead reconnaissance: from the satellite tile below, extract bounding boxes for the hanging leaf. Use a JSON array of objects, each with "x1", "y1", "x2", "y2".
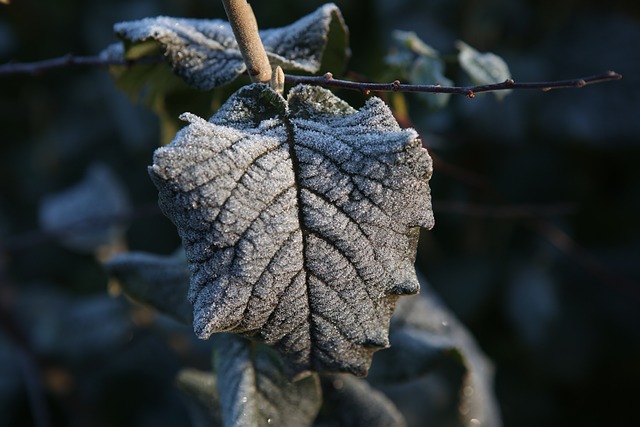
[
  {"x1": 105, "y1": 249, "x2": 193, "y2": 324},
  {"x1": 149, "y1": 83, "x2": 434, "y2": 378},
  {"x1": 214, "y1": 334, "x2": 322, "y2": 427},
  {"x1": 113, "y1": 3, "x2": 349, "y2": 91},
  {"x1": 456, "y1": 41, "x2": 511, "y2": 100}
]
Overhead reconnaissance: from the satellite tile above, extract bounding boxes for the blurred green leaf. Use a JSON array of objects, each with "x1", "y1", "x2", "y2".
[
  {"x1": 456, "y1": 41, "x2": 511, "y2": 100},
  {"x1": 101, "y1": 42, "x2": 221, "y2": 145},
  {"x1": 386, "y1": 31, "x2": 452, "y2": 109},
  {"x1": 105, "y1": 249, "x2": 192, "y2": 324},
  {"x1": 38, "y1": 163, "x2": 131, "y2": 254},
  {"x1": 14, "y1": 286, "x2": 133, "y2": 361}
]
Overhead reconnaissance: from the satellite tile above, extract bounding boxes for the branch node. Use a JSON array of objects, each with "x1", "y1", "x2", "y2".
[
  {"x1": 323, "y1": 72, "x2": 333, "y2": 80},
  {"x1": 505, "y1": 78, "x2": 515, "y2": 87},
  {"x1": 391, "y1": 80, "x2": 401, "y2": 91},
  {"x1": 467, "y1": 90, "x2": 475, "y2": 99}
]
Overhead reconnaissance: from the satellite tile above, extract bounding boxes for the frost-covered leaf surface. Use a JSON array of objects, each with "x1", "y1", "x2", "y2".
[
  {"x1": 38, "y1": 163, "x2": 131, "y2": 253},
  {"x1": 149, "y1": 83, "x2": 434, "y2": 377},
  {"x1": 386, "y1": 31, "x2": 452, "y2": 109},
  {"x1": 214, "y1": 334, "x2": 321, "y2": 427},
  {"x1": 105, "y1": 249, "x2": 192, "y2": 324},
  {"x1": 456, "y1": 41, "x2": 511, "y2": 100},
  {"x1": 113, "y1": 3, "x2": 348, "y2": 90},
  {"x1": 368, "y1": 277, "x2": 502, "y2": 427}
]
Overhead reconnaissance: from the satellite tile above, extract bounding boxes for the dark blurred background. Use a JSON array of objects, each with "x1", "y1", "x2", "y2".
[{"x1": 1, "y1": 0, "x2": 639, "y2": 426}]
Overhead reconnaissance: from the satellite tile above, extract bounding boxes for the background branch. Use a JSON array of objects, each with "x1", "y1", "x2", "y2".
[{"x1": 0, "y1": 54, "x2": 161, "y2": 76}]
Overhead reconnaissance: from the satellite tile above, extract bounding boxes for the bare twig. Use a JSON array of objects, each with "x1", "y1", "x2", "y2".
[
  {"x1": 221, "y1": 0, "x2": 272, "y2": 83},
  {"x1": 0, "y1": 52, "x2": 621, "y2": 96},
  {"x1": 285, "y1": 71, "x2": 622, "y2": 97},
  {"x1": 0, "y1": 54, "x2": 162, "y2": 76}
]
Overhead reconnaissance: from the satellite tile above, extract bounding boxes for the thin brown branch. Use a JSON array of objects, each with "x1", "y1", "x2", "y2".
[
  {"x1": 285, "y1": 71, "x2": 622, "y2": 97},
  {"x1": 0, "y1": 54, "x2": 162, "y2": 76},
  {"x1": 0, "y1": 53, "x2": 621, "y2": 96}
]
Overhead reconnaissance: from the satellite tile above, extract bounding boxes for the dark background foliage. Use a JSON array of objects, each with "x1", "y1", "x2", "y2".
[{"x1": 1, "y1": 0, "x2": 639, "y2": 426}]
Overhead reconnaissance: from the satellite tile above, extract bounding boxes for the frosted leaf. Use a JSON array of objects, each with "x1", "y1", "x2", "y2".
[
  {"x1": 149, "y1": 83, "x2": 434, "y2": 378},
  {"x1": 38, "y1": 163, "x2": 131, "y2": 253},
  {"x1": 114, "y1": 3, "x2": 348, "y2": 90},
  {"x1": 457, "y1": 41, "x2": 512, "y2": 100},
  {"x1": 214, "y1": 334, "x2": 321, "y2": 427}
]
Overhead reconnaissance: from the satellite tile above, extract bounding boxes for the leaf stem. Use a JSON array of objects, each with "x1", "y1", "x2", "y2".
[{"x1": 220, "y1": 0, "x2": 272, "y2": 83}]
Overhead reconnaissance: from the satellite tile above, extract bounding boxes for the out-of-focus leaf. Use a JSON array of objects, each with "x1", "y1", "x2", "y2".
[
  {"x1": 176, "y1": 368, "x2": 222, "y2": 427},
  {"x1": 14, "y1": 286, "x2": 133, "y2": 361},
  {"x1": 149, "y1": 83, "x2": 434, "y2": 378},
  {"x1": 38, "y1": 163, "x2": 131, "y2": 253},
  {"x1": 0, "y1": 337, "x2": 22, "y2": 414},
  {"x1": 368, "y1": 277, "x2": 502, "y2": 427},
  {"x1": 105, "y1": 249, "x2": 192, "y2": 324},
  {"x1": 101, "y1": 41, "x2": 220, "y2": 146},
  {"x1": 214, "y1": 334, "x2": 322, "y2": 427},
  {"x1": 322, "y1": 374, "x2": 406, "y2": 427},
  {"x1": 456, "y1": 41, "x2": 511, "y2": 100},
  {"x1": 505, "y1": 264, "x2": 559, "y2": 347},
  {"x1": 386, "y1": 31, "x2": 452, "y2": 109},
  {"x1": 113, "y1": 3, "x2": 349, "y2": 91}
]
